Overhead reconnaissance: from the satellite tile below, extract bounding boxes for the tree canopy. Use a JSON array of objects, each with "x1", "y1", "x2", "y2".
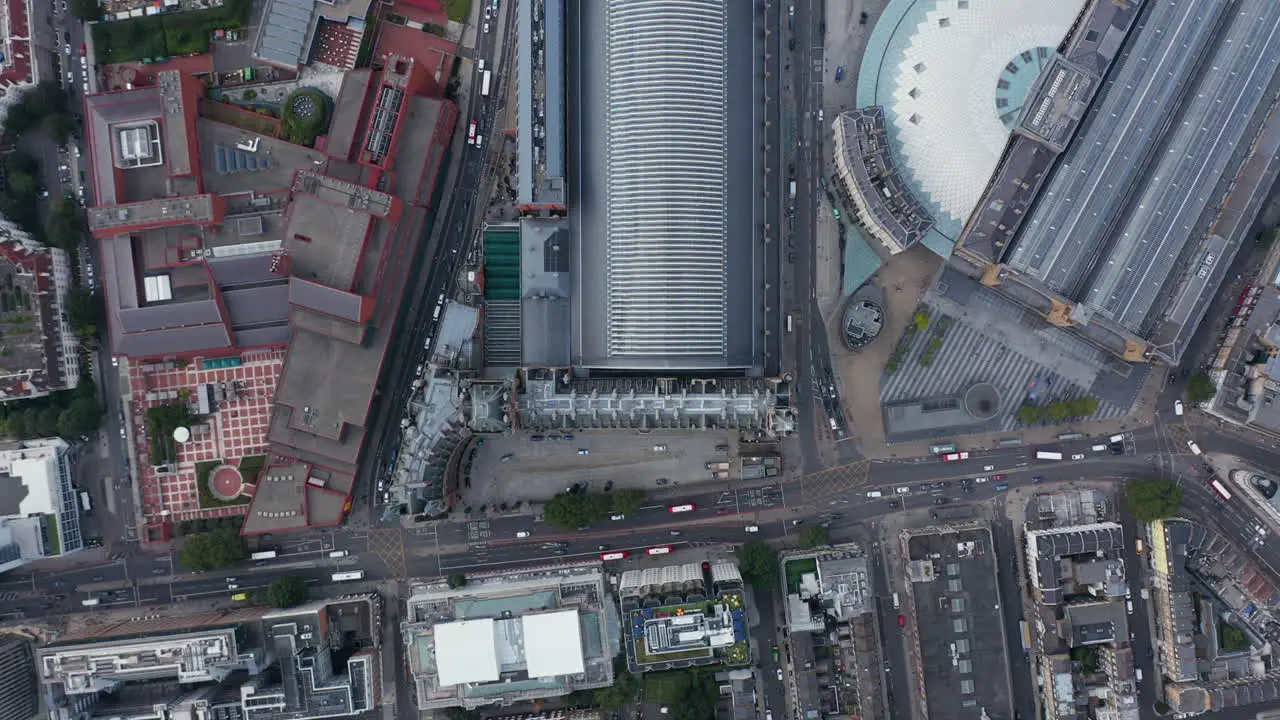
[
  {"x1": 180, "y1": 528, "x2": 248, "y2": 571},
  {"x1": 66, "y1": 287, "x2": 104, "y2": 346},
  {"x1": 447, "y1": 573, "x2": 467, "y2": 589},
  {"x1": 593, "y1": 658, "x2": 638, "y2": 709},
  {"x1": 1017, "y1": 396, "x2": 1100, "y2": 425},
  {"x1": 1125, "y1": 478, "x2": 1183, "y2": 522},
  {"x1": 1187, "y1": 374, "x2": 1216, "y2": 405},
  {"x1": 611, "y1": 488, "x2": 645, "y2": 516},
  {"x1": 69, "y1": 0, "x2": 102, "y2": 21},
  {"x1": 266, "y1": 576, "x2": 310, "y2": 608},
  {"x1": 736, "y1": 539, "x2": 778, "y2": 588},
  {"x1": 543, "y1": 491, "x2": 611, "y2": 529},
  {"x1": 799, "y1": 524, "x2": 829, "y2": 549}
]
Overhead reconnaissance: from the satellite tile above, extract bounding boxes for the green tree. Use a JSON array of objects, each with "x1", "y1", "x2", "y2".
[
  {"x1": 447, "y1": 572, "x2": 467, "y2": 589},
  {"x1": 180, "y1": 527, "x2": 248, "y2": 571},
  {"x1": 440, "y1": 709, "x2": 472, "y2": 720},
  {"x1": 69, "y1": 0, "x2": 101, "y2": 20},
  {"x1": 672, "y1": 670, "x2": 718, "y2": 720},
  {"x1": 1017, "y1": 405, "x2": 1042, "y2": 425},
  {"x1": 3, "y1": 409, "x2": 27, "y2": 439},
  {"x1": 611, "y1": 488, "x2": 644, "y2": 516},
  {"x1": 46, "y1": 198, "x2": 86, "y2": 251},
  {"x1": 266, "y1": 576, "x2": 310, "y2": 608},
  {"x1": 593, "y1": 657, "x2": 638, "y2": 709},
  {"x1": 543, "y1": 492, "x2": 611, "y2": 530},
  {"x1": 736, "y1": 539, "x2": 778, "y2": 588},
  {"x1": 1187, "y1": 374, "x2": 1216, "y2": 405},
  {"x1": 43, "y1": 112, "x2": 74, "y2": 145},
  {"x1": 67, "y1": 287, "x2": 104, "y2": 344},
  {"x1": 56, "y1": 396, "x2": 101, "y2": 439},
  {"x1": 912, "y1": 311, "x2": 929, "y2": 332},
  {"x1": 1125, "y1": 478, "x2": 1183, "y2": 522},
  {"x1": 799, "y1": 524, "x2": 829, "y2": 549}
]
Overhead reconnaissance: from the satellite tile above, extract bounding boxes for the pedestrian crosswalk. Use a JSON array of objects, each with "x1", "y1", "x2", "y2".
[{"x1": 0, "y1": 592, "x2": 19, "y2": 601}]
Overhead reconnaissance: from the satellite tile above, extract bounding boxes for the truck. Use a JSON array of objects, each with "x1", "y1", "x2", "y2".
[
  {"x1": 250, "y1": 550, "x2": 277, "y2": 561},
  {"x1": 789, "y1": 180, "x2": 796, "y2": 198}
]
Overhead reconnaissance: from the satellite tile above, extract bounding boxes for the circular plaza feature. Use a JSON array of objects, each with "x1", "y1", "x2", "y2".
[
  {"x1": 857, "y1": 0, "x2": 1084, "y2": 236},
  {"x1": 841, "y1": 297, "x2": 886, "y2": 351},
  {"x1": 964, "y1": 382, "x2": 1002, "y2": 421},
  {"x1": 209, "y1": 464, "x2": 245, "y2": 502}
]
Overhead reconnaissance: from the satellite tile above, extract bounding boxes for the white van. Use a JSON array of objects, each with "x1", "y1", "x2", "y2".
[
  {"x1": 475, "y1": 135, "x2": 484, "y2": 149},
  {"x1": 865, "y1": 490, "x2": 883, "y2": 498},
  {"x1": 81, "y1": 598, "x2": 100, "y2": 607},
  {"x1": 1091, "y1": 444, "x2": 1107, "y2": 452},
  {"x1": 892, "y1": 592, "x2": 901, "y2": 609},
  {"x1": 1188, "y1": 441, "x2": 1202, "y2": 455},
  {"x1": 328, "y1": 550, "x2": 349, "y2": 558},
  {"x1": 1109, "y1": 433, "x2": 1125, "y2": 443},
  {"x1": 1135, "y1": 668, "x2": 1143, "y2": 682},
  {"x1": 895, "y1": 486, "x2": 910, "y2": 494}
]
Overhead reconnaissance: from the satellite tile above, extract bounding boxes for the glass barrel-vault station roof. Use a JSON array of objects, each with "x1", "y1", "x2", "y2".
[{"x1": 603, "y1": 0, "x2": 728, "y2": 360}]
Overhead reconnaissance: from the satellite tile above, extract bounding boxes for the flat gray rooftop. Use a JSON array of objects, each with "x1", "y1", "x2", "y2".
[
  {"x1": 240, "y1": 461, "x2": 310, "y2": 535},
  {"x1": 198, "y1": 119, "x2": 328, "y2": 196},
  {"x1": 282, "y1": 194, "x2": 372, "y2": 291},
  {"x1": 273, "y1": 327, "x2": 383, "y2": 441},
  {"x1": 907, "y1": 527, "x2": 1012, "y2": 720}
]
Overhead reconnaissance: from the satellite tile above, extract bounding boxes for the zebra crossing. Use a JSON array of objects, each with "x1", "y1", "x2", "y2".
[
  {"x1": 0, "y1": 592, "x2": 19, "y2": 601},
  {"x1": 881, "y1": 314, "x2": 1129, "y2": 433}
]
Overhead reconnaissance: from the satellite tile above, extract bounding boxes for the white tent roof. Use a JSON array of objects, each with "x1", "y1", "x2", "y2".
[
  {"x1": 434, "y1": 619, "x2": 499, "y2": 687},
  {"x1": 884, "y1": 0, "x2": 1084, "y2": 225},
  {"x1": 522, "y1": 610, "x2": 584, "y2": 678}
]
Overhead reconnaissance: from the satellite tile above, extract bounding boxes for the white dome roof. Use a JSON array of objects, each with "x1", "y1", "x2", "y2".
[{"x1": 885, "y1": 0, "x2": 1084, "y2": 226}]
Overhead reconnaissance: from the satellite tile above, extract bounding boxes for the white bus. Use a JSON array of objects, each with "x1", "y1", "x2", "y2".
[
  {"x1": 1035, "y1": 451, "x2": 1063, "y2": 461},
  {"x1": 480, "y1": 70, "x2": 492, "y2": 97},
  {"x1": 1210, "y1": 478, "x2": 1233, "y2": 500},
  {"x1": 332, "y1": 570, "x2": 365, "y2": 582},
  {"x1": 79, "y1": 490, "x2": 92, "y2": 513},
  {"x1": 250, "y1": 550, "x2": 277, "y2": 561}
]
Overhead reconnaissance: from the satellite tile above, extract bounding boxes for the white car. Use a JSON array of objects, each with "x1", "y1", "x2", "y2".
[
  {"x1": 745, "y1": 525, "x2": 759, "y2": 533},
  {"x1": 1071, "y1": 454, "x2": 1085, "y2": 460},
  {"x1": 982, "y1": 465, "x2": 994, "y2": 471},
  {"x1": 516, "y1": 531, "x2": 530, "y2": 538},
  {"x1": 895, "y1": 486, "x2": 910, "y2": 494},
  {"x1": 577, "y1": 448, "x2": 589, "y2": 455},
  {"x1": 227, "y1": 583, "x2": 239, "y2": 590},
  {"x1": 610, "y1": 514, "x2": 625, "y2": 521},
  {"x1": 1174, "y1": 400, "x2": 1184, "y2": 416},
  {"x1": 483, "y1": 22, "x2": 490, "y2": 32},
  {"x1": 776, "y1": 668, "x2": 784, "y2": 681},
  {"x1": 973, "y1": 476, "x2": 989, "y2": 483}
]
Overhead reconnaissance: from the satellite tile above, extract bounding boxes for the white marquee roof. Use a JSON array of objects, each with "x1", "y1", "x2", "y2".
[
  {"x1": 884, "y1": 0, "x2": 1084, "y2": 226},
  {"x1": 434, "y1": 619, "x2": 499, "y2": 687},
  {"x1": 522, "y1": 610, "x2": 584, "y2": 678}
]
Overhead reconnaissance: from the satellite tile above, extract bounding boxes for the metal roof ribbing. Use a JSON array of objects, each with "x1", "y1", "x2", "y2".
[
  {"x1": 1085, "y1": 0, "x2": 1280, "y2": 331},
  {"x1": 603, "y1": 0, "x2": 728, "y2": 360}
]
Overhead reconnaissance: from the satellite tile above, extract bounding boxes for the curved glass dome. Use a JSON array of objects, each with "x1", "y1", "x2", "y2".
[{"x1": 860, "y1": 0, "x2": 1085, "y2": 233}]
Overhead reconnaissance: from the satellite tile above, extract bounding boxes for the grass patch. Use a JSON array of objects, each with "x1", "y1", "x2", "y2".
[
  {"x1": 91, "y1": 0, "x2": 249, "y2": 63},
  {"x1": 444, "y1": 0, "x2": 471, "y2": 22},
  {"x1": 45, "y1": 514, "x2": 60, "y2": 555},
  {"x1": 195, "y1": 459, "x2": 250, "y2": 509},
  {"x1": 644, "y1": 671, "x2": 695, "y2": 703},
  {"x1": 145, "y1": 402, "x2": 197, "y2": 467},
  {"x1": 784, "y1": 557, "x2": 817, "y2": 594},
  {"x1": 1220, "y1": 621, "x2": 1250, "y2": 653},
  {"x1": 238, "y1": 454, "x2": 267, "y2": 482}
]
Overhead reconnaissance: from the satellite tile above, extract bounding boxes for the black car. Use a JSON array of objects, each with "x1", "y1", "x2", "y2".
[
  {"x1": 933, "y1": 497, "x2": 949, "y2": 505},
  {"x1": 91, "y1": 575, "x2": 104, "y2": 581},
  {"x1": 1032, "y1": 476, "x2": 1045, "y2": 483},
  {"x1": 53, "y1": 594, "x2": 66, "y2": 601},
  {"x1": 530, "y1": 434, "x2": 545, "y2": 442},
  {"x1": 919, "y1": 483, "x2": 933, "y2": 491},
  {"x1": 937, "y1": 480, "x2": 952, "y2": 488}
]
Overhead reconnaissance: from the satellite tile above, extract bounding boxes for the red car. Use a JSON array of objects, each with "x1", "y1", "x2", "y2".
[
  {"x1": 79, "y1": 44, "x2": 86, "y2": 56},
  {"x1": 898, "y1": 615, "x2": 906, "y2": 628},
  {"x1": 992, "y1": 474, "x2": 1006, "y2": 481},
  {"x1": 668, "y1": 503, "x2": 695, "y2": 513},
  {"x1": 716, "y1": 508, "x2": 731, "y2": 516}
]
